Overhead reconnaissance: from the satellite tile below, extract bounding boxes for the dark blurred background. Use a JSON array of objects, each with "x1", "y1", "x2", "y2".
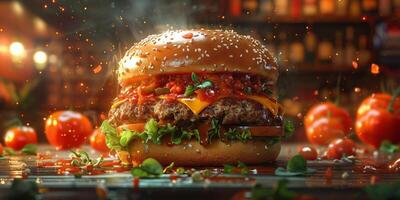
[{"x1": 0, "y1": 0, "x2": 399, "y2": 142}]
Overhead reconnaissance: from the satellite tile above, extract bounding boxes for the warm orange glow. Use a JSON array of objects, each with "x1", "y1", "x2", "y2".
[
  {"x1": 352, "y1": 61, "x2": 358, "y2": 69},
  {"x1": 371, "y1": 63, "x2": 380, "y2": 74},
  {"x1": 354, "y1": 87, "x2": 361, "y2": 93},
  {"x1": 93, "y1": 65, "x2": 102, "y2": 74}
]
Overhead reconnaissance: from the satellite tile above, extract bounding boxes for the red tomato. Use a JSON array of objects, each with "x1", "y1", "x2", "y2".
[
  {"x1": 0, "y1": 143, "x2": 3, "y2": 155},
  {"x1": 45, "y1": 111, "x2": 93, "y2": 150},
  {"x1": 326, "y1": 138, "x2": 356, "y2": 159},
  {"x1": 304, "y1": 102, "x2": 352, "y2": 145},
  {"x1": 90, "y1": 129, "x2": 109, "y2": 152},
  {"x1": 299, "y1": 146, "x2": 318, "y2": 160},
  {"x1": 355, "y1": 93, "x2": 400, "y2": 147},
  {"x1": 4, "y1": 126, "x2": 37, "y2": 151}
]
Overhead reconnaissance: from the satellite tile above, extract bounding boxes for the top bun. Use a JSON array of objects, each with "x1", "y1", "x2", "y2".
[{"x1": 118, "y1": 29, "x2": 278, "y2": 86}]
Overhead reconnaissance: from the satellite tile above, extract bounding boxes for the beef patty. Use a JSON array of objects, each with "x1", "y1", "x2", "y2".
[{"x1": 108, "y1": 98, "x2": 282, "y2": 127}]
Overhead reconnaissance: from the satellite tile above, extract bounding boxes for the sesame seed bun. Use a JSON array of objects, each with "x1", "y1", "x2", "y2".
[{"x1": 118, "y1": 29, "x2": 278, "y2": 86}]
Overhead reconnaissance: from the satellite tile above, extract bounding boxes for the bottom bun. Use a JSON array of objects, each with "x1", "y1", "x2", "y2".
[{"x1": 128, "y1": 140, "x2": 281, "y2": 166}]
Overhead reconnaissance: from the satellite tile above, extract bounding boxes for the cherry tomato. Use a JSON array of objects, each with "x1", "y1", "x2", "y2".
[
  {"x1": 4, "y1": 126, "x2": 37, "y2": 151},
  {"x1": 306, "y1": 118, "x2": 347, "y2": 145},
  {"x1": 355, "y1": 93, "x2": 400, "y2": 147},
  {"x1": 90, "y1": 129, "x2": 109, "y2": 152},
  {"x1": 304, "y1": 102, "x2": 352, "y2": 145},
  {"x1": 45, "y1": 111, "x2": 93, "y2": 150},
  {"x1": 326, "y1": 138, "x2": 356, "y2": 159},
  {"x1": 299, "y1": 146, "x2": 318, "y2": 160}
]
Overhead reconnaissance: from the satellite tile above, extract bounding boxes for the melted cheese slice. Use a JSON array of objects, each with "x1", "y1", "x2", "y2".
[{"x1": 161, "y1": 95, "x2": 281, "y2": 116}]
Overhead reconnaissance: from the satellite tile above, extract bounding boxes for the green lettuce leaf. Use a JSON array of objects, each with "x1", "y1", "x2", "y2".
[{"x1": 100, "y1": 121, "x2": 122, "y2": 151}]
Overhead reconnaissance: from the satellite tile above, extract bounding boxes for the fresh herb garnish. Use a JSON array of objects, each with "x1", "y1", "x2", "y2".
[
  {"x1": 131, "y1": 158, "x2": 163, "y2": 178},
  {"x1": 223, "y1": 161, "x2": 249, "y2": 175},
  {"x1": 251, "y1": 179, "x2": 296, "y2": 200},
  {"x1": 208, "y1": 118, "x2": 220, "y2": 143},
  {"x1": 261, "y1": 82, "x2": 273, "y2": 96},
  {"x1": 244, "y1": 86, "x2": 252, "y2": 94},
  {"x1": 283, "y1": 119, "x2": 295, "y2": 139},
  {"x1": 379, "y1": 140, "x2": 399, "y2": 154},
  {"x1": 184, "y1": 73, "x2": 213, "y2": 97},
  {"x1": 163, "y1": 162, "x2": 175, "y2": 173},
  {"x1": 21, "y1": 144, "x2": 37, "y2": 155},
  {"x1": 70, "y1": 150, "x2": 103, "y2": 167},
  {"x1": 225, "y1": 128, "x2": 252, "y2": 142},
  {"x1": 275, "y1": 155, "x2": 316, "y2": 176},
  {"x1": 223, "y1": 164, "x2": 235, "y2": 174}
]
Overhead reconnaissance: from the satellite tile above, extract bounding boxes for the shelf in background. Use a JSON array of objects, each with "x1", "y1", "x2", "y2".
[
  {"x1": 197, "y1": 15, "x2": 376, "y2": 25},
  {"x1": 279, "y1": 64, "x2": 360, "y2": 73}
]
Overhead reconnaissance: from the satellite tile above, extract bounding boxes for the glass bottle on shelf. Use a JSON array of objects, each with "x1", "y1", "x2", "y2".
[
  {"x1": 277, "y1": 32, "x2": 289, "y2": 64},
  {"x1": 289, "y1": 37, "x2": 305, "y2": 64},
  {"x1": 274, "y1": 0, "x2": 288, "y2": 16},
  {"x1": 362, "y1": 0, "x2": 378, "y2": 14},
  {"x1": 260, "y1": 0, "x2": 273, "y2": 16},
  {"x1": 303, "y1": 0, "x2": 318, "y2": 16},
  {"x1": 320, "y1": 0, "x2": 336, "y2": 15},
  {"x1": 229, "y1": 0, "x2": 242, "y2": 16},
  {"x1": 337, "y1": 0, "x2": 348, "y2": 16},
  {"x1": 318, "y1": 38, "x2": 334, "y2": 64},
  {"x1": 379, "y1": 0, "x2": 392, "y2": 16},
  {"x1": 242, "y1": 0, "x2": 259, "y2": 15},
  {"x1": 333, "y1": 31, "x2": 344, "y2": 66},
  {"x1": 349, "y1": 0, "x2": 361, "y2": 17},
  {"x1": 344, "y1": 27, "x2": 356, "y2": 65},
  {"x1": 304, "y1": 32, "x2": 317, "y2": 64},
  {"x1": 358, "y1": 35, "x2": 371, "y2": 66},
  {"x1": 291, "y1": 0, "x2": 302, "y2": 17}
]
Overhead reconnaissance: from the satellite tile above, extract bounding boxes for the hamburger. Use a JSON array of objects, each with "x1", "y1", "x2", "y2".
[{"x1": 101, "y1": 29, "x2": 283, "y2": 166}]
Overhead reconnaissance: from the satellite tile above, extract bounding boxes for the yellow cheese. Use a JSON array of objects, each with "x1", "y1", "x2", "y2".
[
  {"x1": 176, "y1": 97, "x2": 212, "y2": 115},
  {"x1": 161, "y1": 95, "x2": 281, "y2": 116},
  {"x1": 246, "y1": 95, "x2": 281, "y2": 116}
]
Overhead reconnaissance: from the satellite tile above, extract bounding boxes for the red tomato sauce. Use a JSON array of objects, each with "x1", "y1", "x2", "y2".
[{"x1": 115, "y1": 72, "x2": 274, "y2": 105}]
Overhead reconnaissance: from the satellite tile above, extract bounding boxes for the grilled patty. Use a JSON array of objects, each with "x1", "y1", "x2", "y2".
[{"x1": 108, "y1": 98, "x2": 282, "y2": 127}]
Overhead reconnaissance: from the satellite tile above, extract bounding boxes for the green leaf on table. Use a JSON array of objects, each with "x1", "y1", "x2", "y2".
[
  {"x1": 274, "y1": 167, "x2": 317, "y2": 177},
  {"x1": 4, "y1": 147, "x2": 16, "y2": 156},
  {"x1": 131, "y1": 168, "x2": 150, "y2": 178},
  {"x1": 287, "y1": 155, "x2": 307, "y2": 172},
  {"x1": 223, "y1": 164, "x2": 235, "y2": 174},
  {"x1": 379, "y1": 140, "x2": 399, "y2": 154},
  {"x1": 21, "y1": 144, "x2": 37, "y2": 155},
  {"x1": 140, "y1": 158, "x2": 163, "y2": 175},
  {"x1": 275, "y1": 155, "x2": 316, "y2": 177}
]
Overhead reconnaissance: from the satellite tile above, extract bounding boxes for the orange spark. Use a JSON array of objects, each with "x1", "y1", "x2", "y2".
[
  {"x1": 93, "y1": 65, "x2": 102, "y2": 74},
  {"x1": 370, "y1": 63, "x2": 380, "y2": 74},
  {"x1": 352, "y1": 61, "x2": 358, "y2": 69}
]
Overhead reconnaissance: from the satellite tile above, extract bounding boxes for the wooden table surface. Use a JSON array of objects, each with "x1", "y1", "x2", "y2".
[{"x1": 0, "y1": 144, "x2": 398, "y2": 200}]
